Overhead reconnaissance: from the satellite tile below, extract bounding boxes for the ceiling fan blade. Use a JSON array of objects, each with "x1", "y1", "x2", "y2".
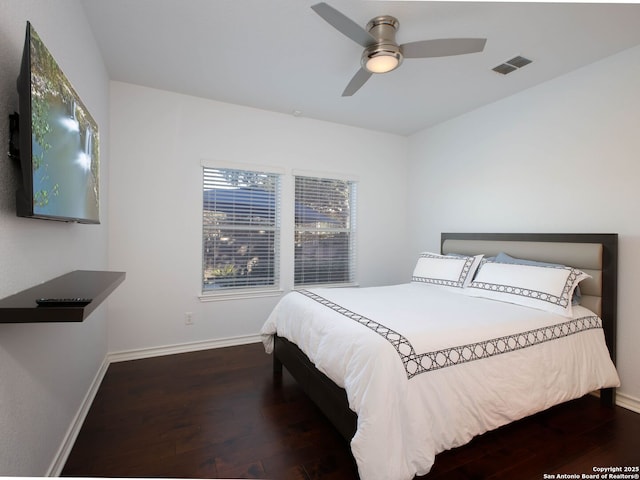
[
  {"x1": 342, "y1": 68, "x2": 373, "y2": 97},
  {"x1": 401, "y1": 38, "x2": 487, "y2": 58},
  {"x1": 311, "y1": 2, "x2": 375, "y2": 47}
]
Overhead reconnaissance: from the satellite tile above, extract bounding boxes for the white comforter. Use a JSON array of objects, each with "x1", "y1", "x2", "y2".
[{"x1": 261, "y1": 283, "x2": 620, "y2": 480}]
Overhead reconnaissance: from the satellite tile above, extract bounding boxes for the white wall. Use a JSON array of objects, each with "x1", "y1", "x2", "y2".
[
  {"x1": 108, "y1": 82, "x2": 410, "y2": 354},
  {"x1": 407, "y1": 45, "x2": 640, "y2": 406},
  {"x1": 0, "y1": 0, "x2": 110, "y2": 475}
]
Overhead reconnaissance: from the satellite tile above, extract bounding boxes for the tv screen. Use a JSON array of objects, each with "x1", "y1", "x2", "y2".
[{"x1": 15, "y1": 22, "x2": 100, "y2": 224}]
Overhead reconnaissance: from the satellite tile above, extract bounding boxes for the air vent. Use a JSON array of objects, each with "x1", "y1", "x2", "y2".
[
  {"x1": 492, "y1": 63, "x2": 517, "y2": 75},
  {"x1": 507, "y1": 56, "x2": 532, "y2": 68},
  {"x1": 492, "y1": 55, "x2": 533, "y2": 75}
]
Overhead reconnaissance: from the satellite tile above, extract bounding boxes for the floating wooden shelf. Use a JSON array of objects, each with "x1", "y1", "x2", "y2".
[{"x1": 0, "y1": 270, "x2": 125, "y2": 323}]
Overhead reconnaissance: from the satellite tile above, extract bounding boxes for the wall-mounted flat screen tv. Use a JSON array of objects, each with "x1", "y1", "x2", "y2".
[{"x1": 14, "y1": 22, "x2": 100, "y2": 224}]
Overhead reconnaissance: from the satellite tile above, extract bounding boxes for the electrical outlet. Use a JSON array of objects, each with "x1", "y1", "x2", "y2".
[{"x1": 184, "y1": 312, "x2": 194, "y2": 325}]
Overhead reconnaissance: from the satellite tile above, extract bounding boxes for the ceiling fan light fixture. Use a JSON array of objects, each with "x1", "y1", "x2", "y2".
[
  {"x1": 366, "y1": 53, "x2": 399, "y2": 73},
  {"x1": 311, "y1": 3, "x2": 487, "y2": 95},
  {"x1": 362, "y1": 45, "x2": 403, "y2": 74}
]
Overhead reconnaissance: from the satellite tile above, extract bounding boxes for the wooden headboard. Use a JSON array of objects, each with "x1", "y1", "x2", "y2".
[{"x1": 441, "y1": 233, "x2": 618, "y2": 405}]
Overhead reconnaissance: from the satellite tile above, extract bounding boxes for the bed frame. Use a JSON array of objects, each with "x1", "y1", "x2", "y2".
[{"x1": 272, "y1": 232, "x2": 618, "y2": 441}]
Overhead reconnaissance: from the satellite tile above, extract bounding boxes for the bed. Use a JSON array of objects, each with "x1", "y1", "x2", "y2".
[{"x1": 261, "y1": 233, "x2": 620, "y2": 480}]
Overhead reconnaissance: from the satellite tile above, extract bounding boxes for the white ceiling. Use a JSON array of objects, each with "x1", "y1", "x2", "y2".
[{"x1": 81, "y1": 0, "x2": 640, "y2": 135}]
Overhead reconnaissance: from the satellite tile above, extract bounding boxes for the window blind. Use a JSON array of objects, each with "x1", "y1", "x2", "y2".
[
  {"x1": 294, "y1": 176, "x2": 356, "y2": 286},
  {"x1": 202, "y1": 167, "x2": 280, "y2": 292}
]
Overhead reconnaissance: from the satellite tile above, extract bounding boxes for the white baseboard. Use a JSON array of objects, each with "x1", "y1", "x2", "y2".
[
  {"x1": 47, "y1": 334, "x2": 263, "y2": 476},
  {"x1": 616, "y1": 391, "x2": 640, "y2": 414},
  {"x1": 47, "y1": 357, "x2": 110, "y2": 476},
  {"x1": 107, "y1": 334, "x2": 263, "y2": 363}
]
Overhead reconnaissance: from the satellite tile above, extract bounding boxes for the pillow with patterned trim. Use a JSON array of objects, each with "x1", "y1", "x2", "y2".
[
  {"x1": 465, "y1": 259, "x2": 591, "y2": 317},
  {"x1": 412, "y1": 253, "x2": 483, "y2": 289},
  {"x1": 494, "y1": 252, "x2": 582, "y2": 305}
]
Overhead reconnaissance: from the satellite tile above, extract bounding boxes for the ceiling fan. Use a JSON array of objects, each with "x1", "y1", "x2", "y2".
[{"x1": 311, "y1": 2, "x2": 487, "y2": 96}]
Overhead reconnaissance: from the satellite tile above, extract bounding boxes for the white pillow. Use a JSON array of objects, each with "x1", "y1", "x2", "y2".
[
  {"x1": 412, "y1": 253, "x2": 483, "y2": 288},
  {"x1": 465, "y1": 260, "x2": 591, "y2": 317}
]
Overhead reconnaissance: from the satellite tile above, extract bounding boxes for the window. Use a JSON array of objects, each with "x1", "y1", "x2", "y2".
[
  {"x1": 202, "y1": 167, "x2": 280, "y2": 292},
  {"x1": 294, "y1": 176, "x2": 356, "y2": 286}
]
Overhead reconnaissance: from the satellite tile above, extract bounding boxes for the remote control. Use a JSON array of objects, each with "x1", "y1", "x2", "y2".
[{"x1": 36, "y1": 298, "x2": 93, "y2": 307}]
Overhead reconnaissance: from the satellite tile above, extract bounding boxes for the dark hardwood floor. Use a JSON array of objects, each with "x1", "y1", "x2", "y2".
[{"x1": 62, "y1": 342, "x2": 640, "y2": 479}]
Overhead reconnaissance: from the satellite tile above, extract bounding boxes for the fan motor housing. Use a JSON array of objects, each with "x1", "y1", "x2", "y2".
[
  {"x1": 362, "y1": 15, "x2": 403, "y2": 73},
  {"x1": 367, "y1": 15, "x2": 399, "y2": 39}
]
